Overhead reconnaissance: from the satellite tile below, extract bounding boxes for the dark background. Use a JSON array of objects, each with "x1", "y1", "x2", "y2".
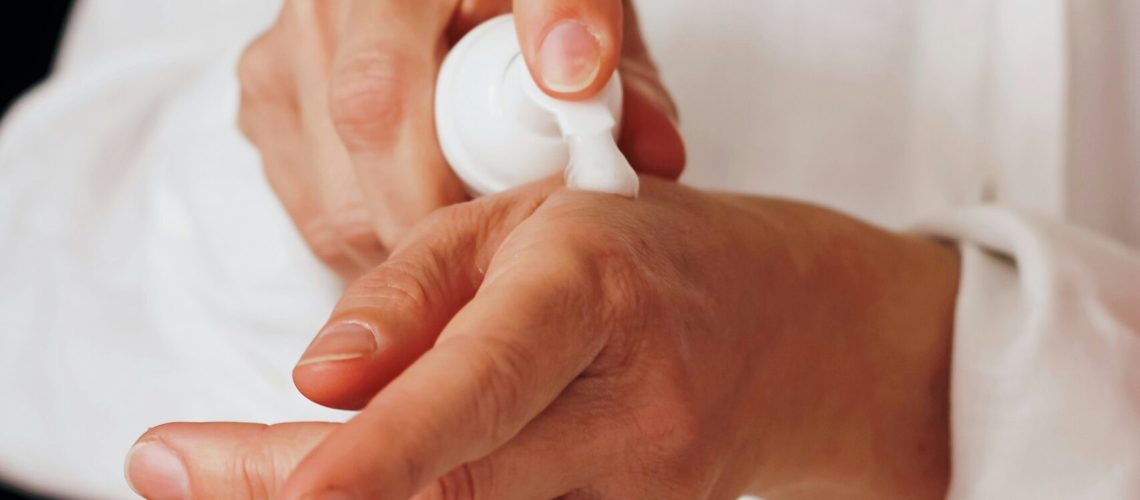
[
  {"x1": 0, "y1": 3, "x2": 72, "y2": 500},
  {"x1": 1, "y1": 1, "x2": 74, "y2": 118}
]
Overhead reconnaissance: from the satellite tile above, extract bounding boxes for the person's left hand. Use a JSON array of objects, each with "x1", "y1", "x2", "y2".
[{"x1": 126, "y1": 177, "x2": 959, "y2": 499}]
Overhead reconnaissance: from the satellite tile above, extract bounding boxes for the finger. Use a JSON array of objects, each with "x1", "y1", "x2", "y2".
[
  {"x1": 297, "y1": 211, "x2": 386, "y2": 281},
  {"x1": 125, "y1": 422, "x2": 336, "y2": 500},
  {"x1": 282, "y1": 215, "x2": 610, "y2": 499},
  {"x1": 292, "y1": 182, "x2": 558, "y2": 410},
  {"x1": 240, "y1": 7, "x2": 375, "y2": 279},
  {"x1": 286, "y1": 0, "x2": 390, "y2": 278},
  {"x1": 239, "y1": 75, "x2": 366, "y2": 278},
  {"x1": 618, "y1": 69, "x2": 687, "y2": 180},
  {"x1": 515, "y1": 0, "x2": 686, "y2": 177},
  {"x1": 413, "y1": 379, "x2": 613, "y2": 500},
  {"x1": 329, "y1": 0, "x2": 467, "y2": 246},
  {"x1": 615, "y1": 2, "x2": 686, "y2": 178},
  {"x1": 236, "y1": 26, "x2": 299, "y2": 148},
  {"x1": 514, "y1": 0, "x2": 623, "y2": 99}
]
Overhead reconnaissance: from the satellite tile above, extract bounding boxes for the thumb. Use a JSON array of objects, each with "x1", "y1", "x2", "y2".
[
  {"x1": 514, "y1": 0, "x2": 622, "y2": 98},
  {"x1": 125, "y1": 422, "x2": 336, "y2": 500},
  {"x1": 292, "y1": 181, "x2": 561, "y2": 410},
  {"x1": 515, "y1": 0, "x2": 686, "y2": 178}
]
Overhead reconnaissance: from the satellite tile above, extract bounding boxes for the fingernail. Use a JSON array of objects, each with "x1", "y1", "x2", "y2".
[
  {"x1": 125, "y1": 441, "x2": 189, "y2": 500},
  {"x1": 297, "y1": 322, "x2": 379, "y2": 366},
  {"x1": 538, "y1": 21, "x2": 602, "y2": 93}
]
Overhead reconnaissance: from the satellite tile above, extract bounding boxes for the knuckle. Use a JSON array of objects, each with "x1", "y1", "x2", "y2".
[
  {"x1": 327, "y1": 209, "x2": 384, "y2": 253},
  {"x1": 460, "y1": 335, "x2": 533, "y2": 447},
  {"x1": 556, "y1": 218, "x2": 656, "y2": 319},
  {"x1": 421, "y1": 202, "x2": 474, "y2": 233},
  {"x1": 237, "y1": 34, "x2": 284, "y2": 105},
  {"x1": 236, "y1": 106, "x2": 258, "y2": 142},
  {"x1": 232, "y1": 425, "x2": 280, "y2": 500},
  {"x1": 236, "y1": 32, "x2": 293, "y2": 145},
  {"x1": 632, "y1": 368, "x2": 704, "y2": 465},
  {"x1": 355, "y1": 255, "x2": 436, "y2": 313},
  {"x1": 594, "y1": 243, "x2": 653, "y2": 319},
  {"x1": 328, "y1": 50, "x2": 411, "y2": 148},
  {"x1": 420, "y1": 461, "x2": 491, "y2": 500},
  {"x1": 299, "y1": 218, "x2": 347, "y2": 266},
  {"x1": 543, "y1": 232, "x2": 649, "y2": 326},
  {"x1": 307, "y1": 237, "x2": 344, "y2": 265},
  {"x1": 260, "y1": 159, "x2": 287, "y2": 192},
  {"x1": 416, "y1": 202, "x2": 483, "y2": 246}
]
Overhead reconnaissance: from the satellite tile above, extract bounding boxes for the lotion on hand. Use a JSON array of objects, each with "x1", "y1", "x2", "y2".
[{"x1": 435, "y1": 15, "x2": 638, "y2": 198}]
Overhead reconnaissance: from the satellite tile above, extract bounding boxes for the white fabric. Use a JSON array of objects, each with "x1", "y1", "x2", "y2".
[
  {"x1": 0, "y1": 2, "x2": 348, "y2": 498},
  {"x1": 919, "y1": 208, "x2": 1140, "y2": 498},
  {"x1": 0, "y1": 0, "x2": 1136, "y2": 498}
]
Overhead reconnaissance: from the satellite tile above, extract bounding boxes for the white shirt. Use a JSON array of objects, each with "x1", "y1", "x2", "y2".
[{"x1": 0, "y1": 0, "x2": 1137, "y2": 498}]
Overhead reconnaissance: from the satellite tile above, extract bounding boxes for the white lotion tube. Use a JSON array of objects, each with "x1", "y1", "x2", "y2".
[{"x1": 435, "y1": 14, "x2": 638, "y2": 197}]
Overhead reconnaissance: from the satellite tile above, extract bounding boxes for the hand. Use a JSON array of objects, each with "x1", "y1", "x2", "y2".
[
  {"x1": 128, "y1": 178, "x2": 959, "y2": 499},
  {"x1": 237, "y1": 0, "x2": 685, "y2": 280}
]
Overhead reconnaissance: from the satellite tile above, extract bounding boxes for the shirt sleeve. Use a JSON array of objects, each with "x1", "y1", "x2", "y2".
[{"x1": 919, "y1": 205, "x2": 1140, "y2": 499}]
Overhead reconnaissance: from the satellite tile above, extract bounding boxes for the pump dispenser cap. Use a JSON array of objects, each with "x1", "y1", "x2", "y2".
[{"x1": 435, "y1": 15, "x2": 637, "y2": 197}]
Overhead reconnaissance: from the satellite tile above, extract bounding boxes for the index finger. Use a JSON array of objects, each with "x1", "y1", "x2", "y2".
[{"x1": 282, "y1": 236, "x2": 609, "y2": 499}]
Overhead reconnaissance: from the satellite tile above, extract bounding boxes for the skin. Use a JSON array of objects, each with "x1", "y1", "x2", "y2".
[
  {"x1": 236, "y1": 0, "x2": 685, "y2": 280},
  {"x1": 128, "y1": 177, "x2": 960, "y2": 499}
]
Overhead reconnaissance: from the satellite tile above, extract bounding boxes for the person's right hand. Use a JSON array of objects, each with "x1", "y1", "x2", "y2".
[{"x1": 237, "y1": 0, "x2": 686, "y2": 280}]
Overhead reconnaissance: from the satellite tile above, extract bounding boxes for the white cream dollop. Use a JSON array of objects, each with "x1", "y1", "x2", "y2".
[{"x1": 518, "y1": 61, "x2": 639, "y2": 197}]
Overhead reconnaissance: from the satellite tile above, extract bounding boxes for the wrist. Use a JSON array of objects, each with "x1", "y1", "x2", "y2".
[{"x1": 722, "y1": 197, "x2": 959, "y2": 499}]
